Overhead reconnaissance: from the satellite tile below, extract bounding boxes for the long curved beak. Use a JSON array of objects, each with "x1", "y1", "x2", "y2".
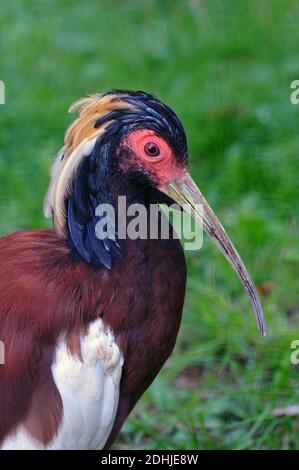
[{"x1": 162, "y1": 172, "x2": 266, "y2": 337}]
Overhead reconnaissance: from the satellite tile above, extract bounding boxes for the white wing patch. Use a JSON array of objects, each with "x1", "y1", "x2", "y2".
[{"x1": 1, "y1": 319, "x2": 124, "y2": 450}]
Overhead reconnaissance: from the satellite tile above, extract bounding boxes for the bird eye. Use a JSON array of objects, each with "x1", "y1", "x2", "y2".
[{"x1": 144, "y1": 142, "x2": 160, "y2": 157}]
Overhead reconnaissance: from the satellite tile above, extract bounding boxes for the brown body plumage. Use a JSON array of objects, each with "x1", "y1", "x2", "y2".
[{"x1": 0, "y1": 228, "x2": 185, "y2": 446}]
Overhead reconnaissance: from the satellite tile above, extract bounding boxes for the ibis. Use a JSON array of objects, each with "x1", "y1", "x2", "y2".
[{"x1": 0, "y1": 90, "x2": 266, "y2": 449}]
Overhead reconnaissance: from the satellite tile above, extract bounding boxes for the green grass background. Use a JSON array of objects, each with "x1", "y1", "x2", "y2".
[{"x1": 1, "y1": 0, "x2": 299, "y2": 450}]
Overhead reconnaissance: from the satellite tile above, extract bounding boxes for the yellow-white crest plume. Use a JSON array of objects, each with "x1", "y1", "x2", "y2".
[{"x1": 44, "y1": 93, "x2": 133, "y2": 238}]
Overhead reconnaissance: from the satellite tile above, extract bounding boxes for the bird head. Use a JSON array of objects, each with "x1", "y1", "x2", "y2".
[{"x1": 44, "y1": 90, "x2": 266, "y2": 336}]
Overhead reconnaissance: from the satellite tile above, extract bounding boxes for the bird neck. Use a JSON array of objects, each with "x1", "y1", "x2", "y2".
[{"x1": 66, "y1": 152, "x2": 163, "y2": 269}]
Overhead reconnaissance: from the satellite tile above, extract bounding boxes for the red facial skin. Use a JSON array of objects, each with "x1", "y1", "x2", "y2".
[{"x1": 124, "y1": 129, "x2": 187, "y2": 190}]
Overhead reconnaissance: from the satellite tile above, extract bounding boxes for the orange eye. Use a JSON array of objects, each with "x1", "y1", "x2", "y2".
[{"x1": 144, "y1": 142, "x2": 160, "y2": 157}]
